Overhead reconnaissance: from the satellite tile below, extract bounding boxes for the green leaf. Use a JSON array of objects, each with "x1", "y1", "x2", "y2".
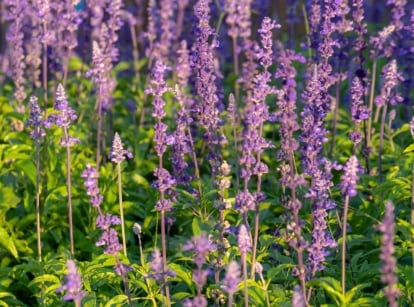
[
  {"x1": 192, "y1": 218, "x2": 202, "y2": 237},
  {"x1": 403, "y1": 143, "x2": 414, "y2": 153},
  {"x1": 308, "y1": 277, "x2": 344, "y2": 305},
  {"x1": 14, "y1": 159, "x2": 36, "y2": 186},
  {"x1": 28, "y1": 274, "x2": 61, "y2": 287},
  {"x1": 345, "y1": 283, "x2": 371, "y2": 303},
  {"x1": 0, "y1": 228, "x2": 18, "y2": 259},
  {"x1": 104, "y1": 294, "x2": 128, "y2": 307}
]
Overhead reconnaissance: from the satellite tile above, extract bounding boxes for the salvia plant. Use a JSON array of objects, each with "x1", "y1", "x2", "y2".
[{"x1": 1, "y1": 1, "x2": 414, "y2": 306}]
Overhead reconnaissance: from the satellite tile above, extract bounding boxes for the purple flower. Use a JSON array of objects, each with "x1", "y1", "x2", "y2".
[
  {"x1": 237, "y1": 224, "x2": 252, "y2": 254},
  {"x1": 147, "y1": 248, "x2": 175, "y2": 282},
  {"x1": 378, "y1": 201, "x2": 401, "y2": 306},
  {"x1": 339, "y1": 155, "x2": 362, "y2": 197},
  {"x1": 45, "y1": 84, "x2": 79, "y2": 147},
  {"x1": 56, "y1": 260, "x2": 87, "y2": 303},
  {"x1": 235, "y1": 190, "x2": 256, "y2": 214},
  {"x1": 4, "y1": 0, "x2": 27, "y2": 105},
  {"x1": 26, "y1": 96, "x2": 45, "y2": 140},
  {"x1": 292, "y1": 284, "x2": 306, "y2": 307},
  {"x1": 192, "y1": 0, "x2": 225, "y2": 146},
  {"x1": 96, "y1": 228, "x2": 123, "y2": 255},
  {"x1": 81, "y1": 164, "x2": 103, "y2": 208},
  {"x1": 375, "y1": 60, "x2": 404, "y2": 107},
  {"x1": 183, "y1": 233, "x2": 216, "y2": 267},
  {"x1": 96, "y1": 214, "x2": 121, "y2": 230},
  {"x1": 221, "y1": 261, "x2": 241, "y2": 295},
  {"x1": 110, "y1": 132, "x2": 133, "y2": 163}
]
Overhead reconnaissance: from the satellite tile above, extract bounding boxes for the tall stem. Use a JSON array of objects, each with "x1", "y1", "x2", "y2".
[
  {"x1": 411, "y1": 165, "x2": 414, "y2": 272},
  {"x1": 329, "y1": 81, "x2": 341, "y2": 157},
  {"x1": 187, "y1": 126, "x2": 202, "y2": 197},
  {"x1": 378, "y1": 104, "x2": 388, "y2": 183},
  {"x1": 64, "y1": 127, "x2": 74, "y2": 259},
  {"x1": 35, "y1": 141, "x2": 42, "y2": 262},
  {"x1": 367, "y1": 60, "x2": 377, "y2": 150},
  {"x1": 341, "y1": 195, "x2": 350, "y2": 296},
  {"x1": 242, "y1": 252, "x2": 248, "y2": 307},
  {"x1": 161, "y1": 209, "x2": 171, "y2": 306},
  {"x1": 130, "y1": 24, "x2": 140, "y2": 92},
  {"x1": 96, "y1": 87, "x2": 103, "y2": 169},
  {"x1": 42, "y1": 22, "x2": 48, "y2": 113},
  {"x1": 117, "y1": 163, "x2": 127, "y2": 257}
]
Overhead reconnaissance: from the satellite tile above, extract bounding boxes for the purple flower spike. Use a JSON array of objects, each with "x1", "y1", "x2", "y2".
[
  {"x1": 340, "y1": 155, "x2": 362, "y2": 197},
  {"x1": 183, "y1": 233, "x2": 216, "y2": 267},
  {"x1": 222, "y1": 261, "x2": 241, "y2": 295},
  {"x1": 110, "y1": 132, "x2": 133, "y2": 163},
  {"x1": 57, "y1": 260, "x2": 87, "y2": 303},
  {"x1": 81, "y1": 164, "x2": 103, "y2": 208},
  {"x1": 26, "y1": 96, "x2": 45, "y2": 140},
  {"x1": 378, "y1": 201, "x2": 401, "y2": 307},
  {"x1": 237, "y1": 224, "x2": 252, "y2": 254}
]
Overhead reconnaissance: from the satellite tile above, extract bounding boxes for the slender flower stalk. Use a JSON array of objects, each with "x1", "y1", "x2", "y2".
[
  {"x1": 45, "y1": 84, "x2": 79, "y2": 259},
  {"x1": 182, "y1": 233, "x2": 216, "y2": 306},
  {"x1": 375, "y1": 60, "x2": 403, "y2": 182},
  {"x1": 339, "y1": 155, "x2": 362, "y2": 296},
  {"x1": 238, "y1": 224, "x2": 252, "y2": 307},
  {"x1": 378, "y1": 201, "x2": 401, "y2": 307},
  {"x1": 146, "y1": 60, "x2": 175, "y2": 306},
  {"x1": 81, "y1": 164, "x2": 133, "y2": 307},
  {"x1": 26, "y1": 95, "x2": 46, "y2": 262},
  {"x1": 56, "y1": 260, "x2": 86, "y2": 307},
  {"x1": 247, "y1": 17, "x2": 280, "y2": 279},
  {"x1": 110, "y1": 132, "x2": 133, "y2": 257},
  {"x1": 222, "y1": 261, "x2": 241, "y2": 307}
]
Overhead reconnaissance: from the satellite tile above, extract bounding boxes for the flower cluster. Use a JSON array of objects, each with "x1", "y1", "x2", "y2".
[
  {"x1": 45, "y1": 84, "x2": 79, "y2": 147},
  {"x1": 26, "y1": 96, "x2": 45, "y2": 141},
  {"x1": 378, "y1": 201, "x2": 401, "y2": 307},
  {"x1": 110, "y1": 132, "x2": 133, "y2": 164},
  {"x1": 339, "y1": 155, "x2": 362, "y2": 197},
  {"x1": 56, "y1": 260, "x2": 87, "y2": 304},
  {"x1": 182, "y1": 233, "x2": 216, "y2": 306},
  {"x1": 375, "y1": 59, "x2": 404, "y2": 107},
  {"x1": 81, "y1": 164, "x2": 103, "y2": 209}
]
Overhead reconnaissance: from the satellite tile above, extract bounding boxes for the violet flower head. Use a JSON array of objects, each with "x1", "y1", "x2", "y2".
[
  {"x1": 147, "y1": 248, "x2": 175, "y2": 282},
  {"x1": 56, "y1": 260, "x2": 87, "y2": 303},
  {"x1": 110, "y1": 132, "x2": 133, "y2": 163},
  {"x1": 375, "y1": 59, "x2": 404, "y2": 107},
  {"x1": 378, "y1": 201, "x2": 401, "y2": 306},
  {"x1": 96, "y1": 228, "x2": 123, "y2": 255},
  {"x1": 222, "y1": 261, "x2": 241, "y2": 295},
  {"x1": 81, "y1": 164, "x2": 103, "y2": 208},
  {"x1": 292, "y1": 284, "x2": 306, "y2": 307},
  {"x1": 26, "y1": 96, "x2": 45, "y2": 140},
  {"x1": 96, "y1": 213, "x2": 121, "y2": 230},
  {"x1": 237, "y1": 224, "x2": 252, "y2": 254},
  {"x1": 339, "y1": 155, "x2": 362, "y2": 197},
  {"x1": 225, "y1": 0, "x2": 253, "y2": 40},
  {"x1": 45, "y1": 84, "x2": 79, "y2": 146},
  {"x1": 182, "y1": 233, "x2": 216, "y2": 267}
]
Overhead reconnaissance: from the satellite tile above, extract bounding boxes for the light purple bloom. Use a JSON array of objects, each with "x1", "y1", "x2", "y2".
[
  {"x1": 110, "y1": 132, "x2": 133, "y2": 163},
  {"x1": 183, "y1": 233, "x2": 216, "y2": 267},
  {"x1": 81, "y1": 164, "x2": 103, "y2": 208},
  {"x1": 57, "y1": 260, "x2": 87, "y2": 303},
  {"x1": 339, "y1": 155, "x2": 362, "y2": 197},
  {"x1": 237, "y1": 224, "x2": 252, "y2": 254},
  {"x1": 222, "y1": 261, "x2": 241, "y2": 295},
  {"x1": 26, "y1": 96, "x2": 45, "y2": 140},
  {"x1": 378, "y1": 201, "x2": 401, "y2": 307}
]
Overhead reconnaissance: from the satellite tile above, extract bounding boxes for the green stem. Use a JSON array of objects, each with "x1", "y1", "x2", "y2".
[
  {"x1": 342, "y1": 195, "x2": 350, "y2": 296},
  {"x1": 379, "y1": 104, "x2": 387, "y2": 183},
  {"x1": 367, "y1": 60, "x2": 377, "y2": 150},
  {"x1": 63, "y1": 127, "x2": 74, "y2": 259},
  {"x1": 117, "y1": 162, "x2": 127, "y2": 257},
  {"x1": 242, "y1": 252, "x2": 248, "y2": 307}
]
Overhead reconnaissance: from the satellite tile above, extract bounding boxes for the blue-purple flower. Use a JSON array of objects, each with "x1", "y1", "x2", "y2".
[{"x1": 57, "y1": 260, "x2": 87, "y2": 303}]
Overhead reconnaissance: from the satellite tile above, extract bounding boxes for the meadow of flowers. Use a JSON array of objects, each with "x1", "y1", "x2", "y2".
[{"x1": 0, "y1": 0, "x2": 414, "y2": 306}]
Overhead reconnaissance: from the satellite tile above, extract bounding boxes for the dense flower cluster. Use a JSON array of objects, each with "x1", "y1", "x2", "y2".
[
  {"x1": 110, "y1": 132, "x2": 133, "y2": 164},
  {"x1": 81, "y1": 164, "x2": 103, "y2": 209},
  {"x1": 45, "y1": 84, "x2": 79, "y2": 147},
  {"x1": 56, "y1": 260, "x2": 87, "y2": 303},
  {"x1": 26, "y1": 96, "x2": 45, "y2": 141},
  {"x1": 378, "y1": 201, "x2": 401, "y2": 307}
]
